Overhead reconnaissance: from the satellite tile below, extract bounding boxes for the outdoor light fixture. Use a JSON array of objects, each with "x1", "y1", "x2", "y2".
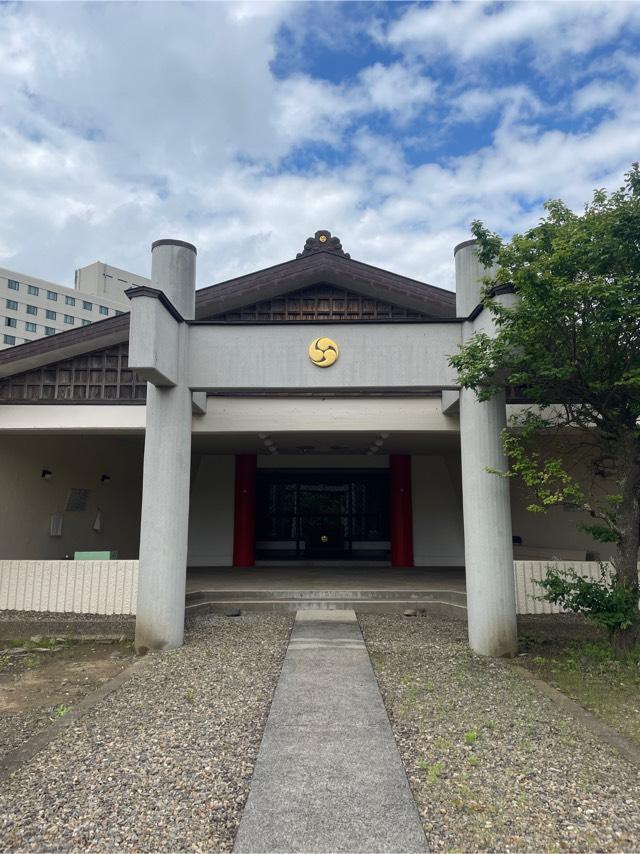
[
  {"x1": 41, "y1": 469, "x2": 52, "y2": 480},
  {"x1": 100, "y1": 474, "x2": 111, "y2": 484}
]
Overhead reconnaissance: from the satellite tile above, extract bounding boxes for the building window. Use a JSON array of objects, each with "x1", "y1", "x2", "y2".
[
  {"x1": 26, "y1": 304, "x2": 37, "y2": 315},
  {"x1": 44, "y1": 326, "x2": 55, "y2": 336},
  {"x1": 25, "y1": 321, "x2": 37, "y2": 333},
  {"x1": 81, "y1": 319, "x2": 91, "y2": 326},
  {"x1": 7, "y1": 279, "x2": 19, "y2": 291},
  {"x1": 115, "y1": 310, "x2": 125, "y2": 316},
  {"x1": 3, "y1": 334, "x2": 15, "y2": 345},
  {"x1": 99, "y1": 305, "x2": 109, "y2": 316},
  {"x1": 65, "y1": 295, "x2": 76, "y2": 306},
  {"x1": 46, "y1": 309, "x2": 56, "y2": 320},
  {"x1": 82, "y1": 300, "x2": 93, "y2": 311},
  {"x1": 6, "y1": 299, "x2": 17, "y2": 311},
  {"x1": 28, "y1": 284, "x2": 39, "y2": 296},
  {"x1": 47, "y1": 290, "x2": 58, "y2": 301},
  {"x1": 5, "y1": 317, "x2": 16, "y2": 328},
  {"x1": 64, "y1": 314, "x2": 74, "y2": 325}
]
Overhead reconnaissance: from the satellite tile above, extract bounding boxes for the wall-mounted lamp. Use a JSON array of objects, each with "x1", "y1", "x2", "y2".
[
  {"x1": 41, "y1": 469, "x2": 52, "y2": 480},
  {"x1": 100, "y1": 474, "x2": 111, "y2": 484}
]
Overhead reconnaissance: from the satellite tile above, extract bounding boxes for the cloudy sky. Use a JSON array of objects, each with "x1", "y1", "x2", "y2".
[{"x1": 2, "y1": 1, "x2": 640, "y2": 291}]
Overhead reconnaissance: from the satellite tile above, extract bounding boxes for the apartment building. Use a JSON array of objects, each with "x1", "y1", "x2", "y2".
[{"x1": 0, "y1": 262, "x2": 150, "y2": 349}]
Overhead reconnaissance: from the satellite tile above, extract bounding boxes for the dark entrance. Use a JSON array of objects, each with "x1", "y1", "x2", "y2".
[{"x1": 256, "y1": 469, "x2": 390, "y2": 561}]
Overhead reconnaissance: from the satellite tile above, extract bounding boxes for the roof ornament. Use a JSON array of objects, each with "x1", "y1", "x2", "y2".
[{"x1": 297, "y1": 230, "x2": 350, "y2": 259}]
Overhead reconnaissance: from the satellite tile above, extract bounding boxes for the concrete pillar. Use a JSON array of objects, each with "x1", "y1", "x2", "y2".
[
  {"x1": 455, "y1": 238, "x2": 496, "y2": 318},
  {"x1": 150, "y1": 238, "x2": 197, "y2": 319},
  {"x1": 455, "y1": 238, "x2": 517, "y2": 657},
  {"x1": 460, "y1": 388, "x2": 517, "y2": 656},
  {"x1": 135, "y1": 239, "x2": 196, "y2": 653}
]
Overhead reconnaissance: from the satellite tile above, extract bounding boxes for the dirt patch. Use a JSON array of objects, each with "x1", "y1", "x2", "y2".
[
  {"x1": 0, "y1": 610, "x2": 135, "y2": 641},
  {"x1": 0, "y1": 637, "x2": 134, "y2": 758}
]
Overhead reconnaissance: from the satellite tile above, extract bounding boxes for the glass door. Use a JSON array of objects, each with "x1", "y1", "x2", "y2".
[{"x1": 255, "y1": 469, "x2": 390, "y2": 561}]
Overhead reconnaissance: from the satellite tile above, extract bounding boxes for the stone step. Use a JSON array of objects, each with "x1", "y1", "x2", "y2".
[
  {"x1": 185, "y1": 589, "x2": 467, "y2": 618},
  {"x1": 186, "y1": 588, "x2": 466, "y2": 604}
]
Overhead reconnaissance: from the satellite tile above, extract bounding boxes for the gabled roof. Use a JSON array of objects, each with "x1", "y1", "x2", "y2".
[
  {"x1": 195, "y1": 231, "x2": 455, "y2": 321},
  {"x1": 0, "y1": 230, "x2": 456, "y2": 379}
]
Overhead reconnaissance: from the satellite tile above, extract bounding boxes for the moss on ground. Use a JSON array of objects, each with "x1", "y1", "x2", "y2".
[{"x1": 519, "y1": 633, "x2": 640, "y2": 746}]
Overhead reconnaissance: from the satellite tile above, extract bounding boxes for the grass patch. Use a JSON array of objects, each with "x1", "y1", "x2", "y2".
[
  {"x1": 519, "y1": 636, "x2": 640, "y2": 745},
  {"x1": 50, "y1": 703, "x2": 71, "y2": 720}
]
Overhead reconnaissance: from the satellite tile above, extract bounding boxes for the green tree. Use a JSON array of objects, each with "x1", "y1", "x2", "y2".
[{"x1": 450, "y1": 165, "x2": 640, "y2": 654}]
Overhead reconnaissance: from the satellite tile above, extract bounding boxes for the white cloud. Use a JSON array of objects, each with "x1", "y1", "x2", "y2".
[
  {"x1": 358, "y1": 62, "x2": 436, "y2": 122},
  {"x1": 451, "y1": 84, "x2": 543, "y2": 124},
  {"x1": 386, "y1": 1, "x2": 640, "y2": 65},
  {"x1": 0, "y1": 1, "x2": 638, "y2": 300}
]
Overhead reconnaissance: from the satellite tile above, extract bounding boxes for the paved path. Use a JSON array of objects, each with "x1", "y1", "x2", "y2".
[{"x1": 234, "y1": 609, "x2": 427, "y2": 854}]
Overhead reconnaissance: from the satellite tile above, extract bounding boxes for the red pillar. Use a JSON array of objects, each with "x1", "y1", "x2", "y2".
[
  {"x1": 233, "y1": 454, "x2": 257, "y2": 567},
  {"x1": 390, "y1": 454, "x2": 414, "y2": 567}
]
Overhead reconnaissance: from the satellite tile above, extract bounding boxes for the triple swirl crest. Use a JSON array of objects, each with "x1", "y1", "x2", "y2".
[{"x1": 308, "y1": 337, "x2": 339, "y2": 368}]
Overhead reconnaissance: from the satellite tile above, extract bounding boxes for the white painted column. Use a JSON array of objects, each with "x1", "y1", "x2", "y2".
[
  {"x1": 455, "y1": 239, "x2": 517, "y2": 657},
  {"x1": 133, "y1": 239, "x2": 196, "y2": 652},
  {"x1": 460, "y1": 388, "x2": 517, "y2": 656}
]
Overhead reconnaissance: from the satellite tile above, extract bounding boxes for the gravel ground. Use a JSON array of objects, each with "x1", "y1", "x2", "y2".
[
  {"x1": 0, "y1": 613, "x2": 293, "y2": 852},
  {"x1": 360, "y1": 613, "x2": 640, "y2": 853},
  {"x1": 0, "y1": 709, "x2": 50, "y2": 760}
]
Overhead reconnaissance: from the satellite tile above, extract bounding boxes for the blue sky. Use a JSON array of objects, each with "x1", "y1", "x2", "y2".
[{"x1": 1, "y1": 1, "x2": 640, "y2": 291}]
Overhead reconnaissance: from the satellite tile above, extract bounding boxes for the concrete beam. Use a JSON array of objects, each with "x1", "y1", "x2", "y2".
[
  {"x1": 187, "y1": 323, "x2": 462, "y2": 392},
  {"x1": 441, "y1": 389, "x2": 460, "y2": 415},
  {"x1": 191, "y1": 392, "x2": 207, "y2": 415},
  {"x1": 127, "y1": 291, "x2": 180, "y2": 387}
]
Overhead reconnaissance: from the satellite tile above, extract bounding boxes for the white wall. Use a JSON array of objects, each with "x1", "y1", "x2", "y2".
[
  {"x1": 0, "y1": 559, "x2": 138, "y2": 614},
  {"x1": 0, "y1": 405, "x2": 145, "y2": 433},
  {"x1": 510, "y1": 486, "x2": 612, "y2": 560},
  {"x1": 509, "y1": 440, "x2": 617, "y2": 562},
  {"x1": 187, "y1": 455, "x2": 235, "y2": 566},
  {"x1": 0, "y1": 434, "x2": 143, "y2": 559},
  {"x1": 412, "y1": 454, "x2": 465, "y2": 566}
]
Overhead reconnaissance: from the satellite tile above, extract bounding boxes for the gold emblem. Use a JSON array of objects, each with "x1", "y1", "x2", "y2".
[
  {"x1": 309, "y1": 337, "x2": 339, "y2": 368},
  {"x1": 318, "y1": 234, "x2": 328, "y2": 242}
]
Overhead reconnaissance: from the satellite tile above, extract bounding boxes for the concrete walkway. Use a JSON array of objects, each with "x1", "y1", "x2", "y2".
[{"x1": 234, "y1": 609, "x2": 427, "y2": 854}]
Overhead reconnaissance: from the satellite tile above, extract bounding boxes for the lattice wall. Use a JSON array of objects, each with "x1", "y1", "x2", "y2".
[
  {"x1": 0, "y1": 343, "x2": 147, "y2": 403},
  {"x1": 212, "y1": 283, "x2": 432, "y2": 322}
]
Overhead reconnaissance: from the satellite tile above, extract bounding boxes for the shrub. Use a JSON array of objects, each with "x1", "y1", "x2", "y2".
[{"x1": 536, "y1": 565, "x2": 638, "y2": 641}]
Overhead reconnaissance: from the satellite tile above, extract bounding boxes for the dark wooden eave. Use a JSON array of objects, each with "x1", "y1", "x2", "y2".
[
  {"x1": 195, "y1": 251, "x2": 455, "y2": 320},
  {"x1": 0, "y1": 314, "x2": 130, "y2": 379}
]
